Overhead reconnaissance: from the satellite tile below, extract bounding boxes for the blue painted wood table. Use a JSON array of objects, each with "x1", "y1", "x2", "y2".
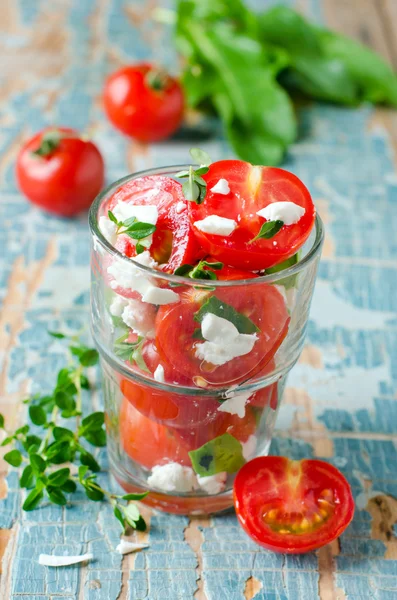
[{"x1": 1, "y1": 1, "x2": 397, "y2": 598}]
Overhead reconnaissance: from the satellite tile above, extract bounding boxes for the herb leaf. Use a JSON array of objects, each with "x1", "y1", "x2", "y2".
[
  {"x1": 194, "y1": 296, "x2": 259, "y2": 334},
  {"x1": 189, "y1": 433, "x2": 245, "y2": 476},
  {"x1": 250, "y1": 220, "x2": 284, "y2": 242},
  {"x1": 189, "y1": 147, "x2": 212, "y2": 166},
  {"x1": 4, "y1": 449, "x2": 23, "y2": 467},
  {"x1": 174, "y1": 260, "x2": 224, "y2": 281}
]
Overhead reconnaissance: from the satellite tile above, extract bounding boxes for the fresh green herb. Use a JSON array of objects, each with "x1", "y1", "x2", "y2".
[
  {"x1": 175, "y1": 147, "x2": 212, "y2": 203},
  {"x1": 107, "y1": 211, "x2": 156, "y2": 242},
  {"x1": 174, "y1": 260, "x2": 223, "y2": 281},
  {"x1": 174, "y1": 2, "x2": 397, "y2": 165},
  {"x1": 265, "y1": 252, "x2": 299, "y2": 289},
  {"x1": 250, "y1": 220, "x2": 284, "y2": 243},
  {"x1": 194, "y1": 295, "x2": 259, "y2": 334},
  {"x1": 32, "y1": 129, "x2": 63, "y2": 157},
  {"x1": 189, "y1": 433, "x2": 245, "y2": 476},
  {"x1": 0, "y1": 332, "x2": 148, "y2": 531},
  {"x1": 114, "y1": 333, "x2": 150, "y2": 373}
]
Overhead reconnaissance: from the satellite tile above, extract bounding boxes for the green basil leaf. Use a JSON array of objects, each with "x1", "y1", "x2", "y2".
[
  {"x1": 174, "y1": 264, "x2": 193, "y2": 276},
  {"x1": 4, "y1": 449, "x2": 23, "y2": 467},
  {"x1": 192, "y1": 328, "x2": 205, "y2": 341},
  {"x1": 78, "y1": 465, "x2": 89, "y2": 481},
  {"x1": 84, "y1": 484, "x2": 104, "y2": 502},
  {"x1": 80, "y1": 412, "x2": 105, "y2": 432},
  {"x1": 135, "y1": 242, "x2": 145, "y2": 255},
  {"x1": 114, "y1": 506, "x2": 126, "y2": 531},
  {"x1": 251, "y1": 220, "x2": 284, "y2": 242},
  {"x1": 48, "y1": 331, "x2": 66, "y2": 339},
  {"x1": 108, "y1": 210, "x2": 119, "y2": 224},
  {"x1": 48, "y1": 467, "x2": 70, "y2": 486},
  {"x1": 53, "y1": 426, "x2": 74, "y2": 442},
  {"x1": 22, "y1": 486, "x2": 44, "y2": 511},
  {"x1": 1, "y1": 436, "x2": 14, "y2": 447},
  {"x1": 54, "y1": 390, "x2": 76, "y2": 411},
  {"x1": 195, "y1": 166, "x2": 210, "y2": 176},
  {"x1": 80, "y1": 451, "x2": 101, "y2": 472},
  {"x1": 122, "y1": 491, "x2": 149, "y2": 501},
  {"x1": 30, "y1": 453, "x2": 47, "y2": 475},
  {"x1": 189, "y1": 433, "x2": 245, "y2": 476},
  {"x1": 47, "y1": 487, "x2": 67, "y2": 506},
  {"x1": 194, "y1": 295, "x2": 259, "y2": 334},
  {"x1": 80, "y1": 374, "x2": 90, "y2": 390},
  {"x1": 79, "y1": 349, "x2": 99, "y2": 367},
  {"x1": 265, "y1": 252, "x2": 299, "y2": 289},
  {"x1": 122, "y1": 503, "x2": 140, "y2": 526},
  {"x1": 182, "y1": 178, "x2": 200, "y2": 202},
  {"x1": 20, "y1": 465, "x2": 35, "y2": 489},
  {"x1": 133, "y1": 515, "x2": 147, "y2": 532},
  {"x1": 22, "y1": 435, "x2": 42, "y2": 453},
  {"x1": 83, "y1": 430, "x2": 107, "y2": 448},
  {"x1": 29, "y1": 405, "x2": 47, "y2": 426},
  {"x1": 15, "y1": 425, "x2": 29, "y2": 436},
  {"x1": 189, "y1": 147, "x2": 212, "y2": 166},
  {"x1": 124, "y1": 222, "x2": 156, "y2": 240},
  {"x1": 45, "y1": 440, "x2": 73, "y2": 464},
  {"x1": 61, "y1": 479, "x2": 77, "y2": 493}
]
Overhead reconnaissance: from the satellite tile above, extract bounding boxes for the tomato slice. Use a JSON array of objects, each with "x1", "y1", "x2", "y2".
[
  {"x1": 108, "y1": 175, "x2": 201, "y2": 270},
  {"x1": 189, "y1": 160, "x2": 315, "y2": 270},
  {"x1": 234, "y1": 456, "x2": 354, "y2": 554},
  {"x1": 119, "y1": 398, "x2": 190, "y2": 469},
  {"x1": 155, "y1": 285, "x2": 289, "y2": 386}
]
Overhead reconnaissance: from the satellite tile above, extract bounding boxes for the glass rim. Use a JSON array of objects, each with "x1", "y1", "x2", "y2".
[{"x1": 89, "y1": 164, "x2": 324, "y2": 287}]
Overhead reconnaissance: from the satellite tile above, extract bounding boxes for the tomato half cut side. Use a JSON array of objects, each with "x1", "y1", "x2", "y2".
[
  {"x1": 234, "y1": 456, "x2": 354, "y2": 554},
  {"x1": 189, "y1": 160, "x2": 316, "y2": 270}
]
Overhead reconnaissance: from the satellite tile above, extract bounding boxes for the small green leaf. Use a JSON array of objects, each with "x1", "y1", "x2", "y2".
[
  {"x1": 122, "y1": 503, "x2": 140, "y2": 525},
  {"x1": 78, "y1": 465, "x2": 89, "y2": 481},
  {"x1": 133, "y1": 515, "x2": 147, "y2": 531},
  {"x1": 29, "y1": 453, "x2": 47, "y2": 475},
  {"x1": 108, "y1": 210, "x2": 119, "y2": 224},
  {"x1": 122, "y1": 491, "x2": 149, "y2": 501},
  {"x1": 4, "y1": 449, "x2": 23, "y2": 467},
  {"x1": 61, "y1": 479, "x2": 77, "y2": 493},
  {"x1": 192, "y1": 328, "x2": 205, "y2": 341},
  {"x1": 22, "y1": 435, "x2": 42, "y2": 453},
  {"x1": 48, "y1": 467, "x2": 70, "y2": 486},
  {"x1": 124, "y1": 222, "x2": 157, "y2": 241},
  {"x1": 84, "y1": 484, "x2": 104, "y2": 502},
  {"x1": 265, "y1": 252, "x2": 299, "y2": 289},
  {"x1": 0, "y1": 414, "x2": 4, "y2": 429},
  {"x1": 114, "y1": 506, "x2": 126, "y2": 531},
  {"x1": 194, "y1": 295, "x2": 259, "y2": 334},
  {"x1": 174, "y1": 264, "x2": 194, "y2": 276},
  {"x1": 84, "y1": 429, "x2": 106, "y2": 448},
  {"x1": 29, "y1": 405, "x2": 47, "y2": 426},
  {"x1": 189, "y1": 433, "x2": 245, "y2": 476},
  {"x1": 1, "y1": 436, "x2": 14, "y2": 447},
  {"x1": 53, "y1": 427, "x2": 74, "y2": 442},
  {"x1": 201, "y1": 261, "x2": 223, "y2": 270},
  {"x1": 20, "y1": 465, "x2": 35, "y2": 489},
  {"x1": 54, "y1": 390, "x2": 76, "y2": 411},
  {"x1": 80, "y1": 412, "x2": 105, "y2": 431},
  {"x1": 48, "y1": 331, "x2": 66, "y2": 339},
  {"x1": 195, "y1": 166, "x2": 210, "y2": 176},
  {"x1": 189, "y1": 147, "x2": 212, "y2": 166},
  {"x1": 22, "y1": 486, "x2": 44, "y2": 511},
  {"x1": 182, "y1": 177, "x2": 200, "y2": 202},
  {"x1": 77, "y1": 348, "x2": 99, "y2": 367},
  {"x1": 80, "y1": 374, "x2": 90, "y2": 390},
  {"x1": 80, "y1": 451, "x2": 101, "y2": 472},
  {"x1": 45, "y1": 440, "x2": 73, "y2": 464},
  {"x1": 15, "y1": 425, "x2": 30, "y2": 436},
  {"x1": 250, "y1": 220, "x2": 284, "y2": 242},
  {"x1": 47, "y1": 487, "x2": 67, "y2": 506}
]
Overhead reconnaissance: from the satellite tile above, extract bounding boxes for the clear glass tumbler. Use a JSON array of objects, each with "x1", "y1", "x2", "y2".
[{"x1": 89, "y1": 166, "x2": 324, "y2": 515}]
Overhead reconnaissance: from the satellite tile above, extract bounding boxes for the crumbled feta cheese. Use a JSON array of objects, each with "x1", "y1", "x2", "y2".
[
  {"x1": 116, "y1": 540, "x2": 149, "y2": 555},
  {"x1": 197, "y1": 472, "x2": 227, "y2": 495},
  {"x1": 195, "y1": 313, "x2": 257, "y2": 366},
  {"x1": 141, "y1": 285, "x2": 180, "y2": 305},
  {"x1": 210, "y1": 179, "x2": 230, "y2": 195},
  {"x1": 256, "y1": 202, "x2": 305, "y2": 225},
  {"x1": 99, "y1": 216, "x2": 117, "y2": 245},
  {"x1": 121, "y1": 298, "x2": 156, "y2": 337},
  {"x1": 153, "y1": 364, "x2": 165, "y2": 383},
  {"x1": 194, "y1": 215, "x2": 237, "y2": 236},
  {"x1": 113, "y1": 202, "x2": 158, "y2": 225},
  {"x1": 218, "y1": 391, "x2": 252, "y2": 418},
  {"x1": 38, "y1": 553, "x2": 93, "y2": 567},
  {"x1": 175, "y1": 201, "x2": 186, "y2": 213},
  {"x1": 109, "y1": 295, "x2": 128, "y2": 317},
  {"x1": 147, "y1": 463, "x2": 198, "y2": 492},
  {"x1": 241, "y1": 435, "x2": 257, "y2": 460}
]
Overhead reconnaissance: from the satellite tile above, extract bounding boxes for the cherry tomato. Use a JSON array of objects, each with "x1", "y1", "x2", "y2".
[
  {"x1": 155, "y1": 285, "x2": 289, "y2": 386},
  {"x1": 119, "y1": 398, "x2": 190, "y2": 469},
  {"x1": 103, "y1": 63, "x2": 184, "y2": 142},
  {"x1": 234, "y1": 456, "x2": 354, "y2": 554},
  {"x1": 16, "y1": 127, "x2": 104, "y2": 217},
  {"x1": 189, "y1": 160, "x2": 316, "y2": 270}
]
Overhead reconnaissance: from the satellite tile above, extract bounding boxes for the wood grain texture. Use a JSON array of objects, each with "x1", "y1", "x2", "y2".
[{"x1": 0, "y1": 0, "x2": 396, "y2": 598}]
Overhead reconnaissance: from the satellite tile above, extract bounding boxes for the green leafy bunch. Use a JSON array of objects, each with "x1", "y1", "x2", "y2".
[
  {"x1": 175, "y1": 1, "x2": 397, "y2": 165},
  {"x1": 175, "y1": 147, "x2": 212, "y2": 203},
  {"x1": 0, "y1": 332, "x2": 147, "y2": 531}
]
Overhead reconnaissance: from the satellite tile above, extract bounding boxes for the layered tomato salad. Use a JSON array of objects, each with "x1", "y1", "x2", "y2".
[{"x1": 96, "y1": 152, "x2": 316, "y2": 497}]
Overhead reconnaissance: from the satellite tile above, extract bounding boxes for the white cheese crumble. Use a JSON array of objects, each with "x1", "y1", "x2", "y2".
[
  {"x1": 109, "y1": 295, "x2": 128, "y2": 317},
  {"x1": 195, "y1": 313, "x2": 257, "y2": 366},
  {"x1": 194, "y1": 215, "x2": 237, "y2": 236},
  {"x1": 241, "y1": 434, "x2": 257, "y2": 460},
  {"x1": 153, "y1": 364, "x2": 165, "y2": 383},
  {"x1": 113, "y1": 202, "x2": 158, "y2": 226},
  {"x1": 210, "y1": 179, "x2": 230, "y2": 195},
  {"x1": 197, "y1": 472, "x2": 227, "y2": 495},
  {"x1": 108, "y1": 251, "x2": 179, "y2": 306},
  {"x1": 121, "y1": 298, "x2": 156, "y2": 337},
  {"x1": 147, "y1": 463, "x2": 198, "y2": 493},
  {"x1": 175, "y1": 201, "x2": 186, "y2": 213},
  {"x1": 218, "y1": 390, "x2": 252, "y2": 419},
  {"x1": 116, "y1": 540, "x2": 149, "y2": 555},
  {"x1": 38, "y1": 553, "x2": 93, "y2": 567},
  {"x1": 257, "y1": 202, "x2": 305, "y2": 225},
  {"x1": 99, "y1": 216, "x2": 117, "y2": 245}
]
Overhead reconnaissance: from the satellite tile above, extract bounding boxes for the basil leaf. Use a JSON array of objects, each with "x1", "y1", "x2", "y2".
[
  {"x1": 114, "y1": 506, "x2": 126, "y2": 531},
  {"x1": 22, "y1": 486, "x2": 44, "y2": 511},
  {"x1": 189, "y1": 433, "x2": 245, "y2": 476},
  {"x1": 48, "y1": 331, "x2": 66, "y2": 339},
  {"x1": 79, "y1": 349, "x2": 99, "y2": 367},
  {"x1": 29, "y1": 453, "x2": 47, "y2": 475},
  {"x1": 53, "y1": 426, "x2": 74, "y2": 442},
  {"x1": 20, "y1": 465, "x2": 35, "y2": 489},
  {"x1": 80, "y1": 450, "x2": 101, "y2": 472},
  {"x1": 189, "y1": 147, "x2": 212, "y2": 166},
  {"x1": 265, "y1": 252, "x2": 299, "y2": 289},
  {"x1": 48, "y1": 467, "x2": 70, "y2": 486},
  {"x1": 29, "y1": 405, "x2": 47, "y2": 426},
  {"x1": 61, "y1": 479, "x2": 77, "y2": 493},
  {"x1": 194, "y1": 296, "x2": 259, "y2": 334},
  {"x1": 182, "y1": 178, "x2": 200, "y2": 202},
  {"x1": 251, "y1": 220, "x2": 284, "y2": 242},
  {"x1": 135, "y1": 242, "x2": 145, "y2": 255},
  {"x1": 122, "y1": 492, "x2": 149, "y2": 501},
  {"x1": 124, "y1": 222, "x2": 156, "y2": 240},
  {"x1": 4, "y1": 449, "x2": 23, "y2": 467},
  {"x1": 174, "y1": 264, "x2": 194, "y2": 276},
  {"x1": 47, "y1": 487, "x2": 67, "y2": 506},
  {"x1": 108, "y1": 210, "x2": 119, "y2": 224}
]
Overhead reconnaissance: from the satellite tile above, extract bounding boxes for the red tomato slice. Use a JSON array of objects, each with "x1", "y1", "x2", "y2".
[
  {"x1": 155, "y1": 285, "x2": 289, "y2": 387},
  {"x1": 189, "y1": 160, "x2": 315, "y2": 270},
  {"x1": 234, "y1": 456, "x2": 354, "y2": 554},
  {"x1": 105, "y1": 176, "x2": 202, "y2": 295},
  {"x1": 119, "y1": 398, "x2": 190, "y2": 469}
]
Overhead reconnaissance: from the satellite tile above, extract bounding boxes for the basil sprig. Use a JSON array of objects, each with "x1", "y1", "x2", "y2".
[
  {"x1": 176, "y1": 147, "x2": 212, "y2": 204},
  {"x1": 108, "y1": 210, "x2": 156, "y2": 242},
  {"x1": 174, "y1": 260, "x2": 223, "y2": 281}
]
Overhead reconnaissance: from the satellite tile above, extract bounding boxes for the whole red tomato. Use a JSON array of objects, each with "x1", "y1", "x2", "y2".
[
  {"x1": 103, "y1": 63, "x2": 184, "y2": 142},
  {"x1": 16, "y1": 127, "x2": 105, "y2": 217}
]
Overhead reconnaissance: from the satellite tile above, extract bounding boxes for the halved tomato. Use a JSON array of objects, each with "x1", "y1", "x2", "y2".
[
  {"x1": 155, "y1": 285, "x2": 289, "y2": 387},
  {"x1": 119, "y1": 398, "x2": 190, "y2": 469},
  {"x1": 189, "y1": 160, "x2": 315, "y2": 270},
  {"x1": 234, "y1": 456, "x2": 354, "y2": 554}
]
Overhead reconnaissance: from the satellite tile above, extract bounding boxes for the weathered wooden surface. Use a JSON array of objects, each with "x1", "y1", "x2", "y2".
[{"x1": 0, "y1": 0, "x2": 397, "y2": 598}]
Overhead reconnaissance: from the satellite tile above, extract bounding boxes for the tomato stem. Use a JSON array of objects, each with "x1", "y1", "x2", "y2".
[
  {"x1": 145, "y1": 68, "x2": 169, "y2": 91},
  {"x1": 32, "y1": 129, "x2": 62, "y2": 157}
]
